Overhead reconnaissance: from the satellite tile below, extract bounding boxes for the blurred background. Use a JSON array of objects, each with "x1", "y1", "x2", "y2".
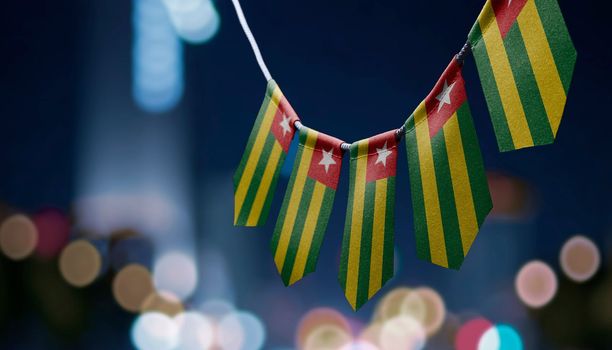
[{"x1": 0, "y1": 0, "x2": 610, "y2": 349}]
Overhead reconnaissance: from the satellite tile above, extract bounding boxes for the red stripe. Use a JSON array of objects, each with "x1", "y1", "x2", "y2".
[
  {"x1": 365, "y1": 130, "x2": 398, "y2": 183},
  {"x1": 307, "y1": 132, "x2": 344, "y2": 190},
  {"x1": 424, "y1": 59, "x2": 467, "y2": 138},
  {"x1": 270, "y1": 95, "x2": 300, "y2": 153},
  {"x1": 491, "y1": 0, "x2": 528, "y2": 39}
]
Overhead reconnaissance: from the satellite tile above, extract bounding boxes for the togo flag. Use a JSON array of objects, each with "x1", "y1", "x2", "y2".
[
  {"x1": 469, "y1": 0, "x2": 576, "y2": 151},
  {"x1": 405, "y1": 59, "x2": 492, "y2": 270},
  {"x1": 234, "y1": 80, "x2": 300, "y2": 226},
  {"x1": 271, "y1": 127, "x2": 344, "y2": 286},
  {"x1": 339, "y1": 130, "x2": 397, "y2": 310}
]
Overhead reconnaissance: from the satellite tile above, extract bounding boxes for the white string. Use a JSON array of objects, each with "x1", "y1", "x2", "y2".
[{"x1": 231, "y1": 0, "x2": 273, "y2": 81}]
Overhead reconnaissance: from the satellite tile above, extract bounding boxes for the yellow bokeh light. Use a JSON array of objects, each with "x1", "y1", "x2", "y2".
[
  {"x1": 0, "y1": 214, "x2": 38, "y2": 260},
  {"x1": 112, "y1": 264, "x2": 155, "y2": 312},
  {"x1": 59, "y1": 240, "x2": 102, "y2": 287},
  {"x1": 515, "y1": 260, "x2": 558, "y2": 308},
  {"x1": 141, "y1": 290, "x2": 184, "y2": 317}
]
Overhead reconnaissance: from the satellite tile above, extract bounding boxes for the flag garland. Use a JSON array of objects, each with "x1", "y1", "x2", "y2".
[
  {"x1": 271, "y1": 127, "x2": 344, "y2": 286},
  {"x1": 339, "y1": 131, "x2": 397, "y2": 310},
  {"x1": 230, "y1": 0, "x2": 576, "y2": 310},
  {"x1": 405, "y1": 59, "x2": 492, "y2": 270},
  {"x1": 469, "y1": 0, "x2": 576, "y2": 151},
  {"x1": 234, "y1": 80, "x2": 299, "y2": 227}
]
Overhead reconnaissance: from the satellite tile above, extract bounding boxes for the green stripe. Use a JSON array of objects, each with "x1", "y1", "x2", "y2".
[
  {"x1": 505, "y1": 22, "x2": 555, "y2": 145},
  {"x1": 456, "y1": 103, "x2": 492, "y2": 226},
  {"x1": 257, "y1": 150, "x2": 287, "y2": 226},
  {"x1": 534, "y1": 0, "x2": 576, "y2": 94},
  {"x1": 405, "y1": 121, "x2": 431, "y2": 262},
  {"x1": 236, "y1": 133, "x2": 277, "y2": 225},
  {"x1": 304, "y1": 187, "x2": 336, "y2": 275},
  {"x1": 356, "y1": 180, "x2": 376, "y2": 309},
  {"x1": 270, "y1": 130, "x2": 309, "y2": 257},
  {"x1": 382, "y1": 176, "x2": 395, "y2": 285},
  {"x1": 280, "y1": 177, "x2": 315, "y2": 285},
  {"x1": 233, "y1": 81, "x2": 278, "y2": 188},
  {"x1": 338, "y1": 145, "x2": 359, "y2": 290},
  {"x1": 469, "y1": 24, "x2": 516, "y2": 152},
  {"x1": 431, "y1": 129, "x2": 464, "y2": 269}
]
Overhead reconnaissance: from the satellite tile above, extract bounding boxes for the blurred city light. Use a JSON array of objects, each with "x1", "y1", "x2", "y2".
[
  {"x1": 302, "y1": 324, "x2": 352, "y2": 350},
  {"x1": 515, "y1": 260, "x2": 558, "y2": 308},
  {"x1": 479, "y1": 324, "x2": 523, "y2": 350},
  {"x1": 162, "y1": 0, "x2": 220, "y2": 44},
  {"x1": 113, "y1": 263, "x2": 155, "y2": 312},
  {"x1": 59, "y1": 239, "x2": 103, "y2": 287},
  {"x1": 560, "y1": 235, "x2": 600, "y2": 283},
  {"x1": 340, "y1": 340, "x2": 380, "y2": 350},
  {"x1": 133, "y1": 0, "x2": 184, "y2": 113},
  {"x1": 0, "y1": 214, "x2": 38, "y2": 260},
  {"x1": 218, "y1": 311, "x2": 266, "y2": 350},
  {"x1": 32, "y1": 208, "x2": 70, "y2": 259},
  {"x1": 153, "y1": 250, "x2": 198, "y2": 301},
  {"x1": 455, "y1": 317, "x2": 494, "y2": 350},
  {"x1": 174, "y1": 311, "x2": 215, "y2": 350},
  {"x1": 379, "y1": 315, "x2": 426, "y2": 350},
  {"x1": 131, "y1": 312, "x2": 179, "y2": 350},
  {"x1": 414, "y1": 287, "x2": 446, "y2": 337},
  {"x1": 297, "y1": 308, "x2": 351, "y2": 349},
  {"x1": 141, "y1": 290, "x2": 184, "y2": 316}
]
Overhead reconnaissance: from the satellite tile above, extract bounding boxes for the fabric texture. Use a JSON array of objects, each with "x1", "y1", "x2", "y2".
[
  {"x1": 271, "y1": 127, "x2": 345, "y2": 286},
  {"x1": 405, "y1": 59, "x2": 492, "y2": 270},
  {"x1": 469, "y1": 0, "x2": 576, "y2": 151},
  {"x1": 234, "y1": 80, "x2": 300, "y2": 226},
  {"x1": 339, "y1": 130, "x2": 397, "y2": 310}
]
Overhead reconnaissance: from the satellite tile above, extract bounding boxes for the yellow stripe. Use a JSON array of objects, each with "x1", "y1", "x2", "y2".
[
  {"x1": 246, "y1": 141, "x2": 283, "y2": 226},
  {"x1": 478, "y1": 2, "x2": 534, "y2": 149},
  {"x1": 517, "y1": 0, "x2": 567, "y2": 135},
  {"x1": 288, "y1": 181, "x2": 326, "y2": 285},
  {"x1": 368, "y1": 178, "x2": 387, "y2": 298},
  {"x1": 414, "y1": 103, "x2": 448, "y2": 267},
  {"x1": 443, "y1": 113, "x2": 479, "y2": 255},
  {"x1": 234, "y1": 86, "x2": 283, "y2": 223},
  {"x1": 273, "y1": 130, "x2": 318, "y2": 272},
  {"x1": 345, "y1": 141, "x2": 368, "y2": 309}
]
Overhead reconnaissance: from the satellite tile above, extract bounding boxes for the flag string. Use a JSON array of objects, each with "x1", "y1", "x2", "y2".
[{"x1": 231, "y1": 0, "x2": 472, "y2": 152}]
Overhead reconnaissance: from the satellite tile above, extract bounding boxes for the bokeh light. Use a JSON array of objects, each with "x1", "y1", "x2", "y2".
[
  {"x1": 199, "y1": 299, "x2": 235, "y2": 320},
  {"x1": 32, "y1": 208, "x2": 71, "y2": 259},
  {"x1": 217, "y1": 311, "x2": 266, "y2": 350},
  {"x1": 133, "y1": 0, "x2": 184, "y2": 113},
  {"x1": 515, "y1": 260, "x2": 558, "y2": 308},
  {"x1": 162, "y1": 0, "x2": 220, "y2": 44},
  {"x1": 478, "y1": 324, "x2": 523, "y2": 350},
  {"x1": 131, "y1": 312, "x2": 179, "y2": 350},
  {"x1": 141, "y1": 290, "x2": 184, "y2": 316},
  {"x1": 560, "y1": 235, "x2": 600, "y2": 283},
  {"x1": 414, "y1": 287, "x2": 446, "y2": 337},
  {"x1": 153, "y1": 251, "x2": 198, "y2": 301},
  {"x1": 59, "y1": 239, "x2": 102, "y2": 287},
  {"x1": 0, "y1": 214, "x2": 38, "y2": 260},
  {"x1": 297, "y1": 308, "x2": 351, "y2": 349},
  {"x1": 373, "y1": 287, "x2": 414, "y2": 322},
  {"x1": 174, "y1": 311, "x2": 214, "y2": 350},
  {"x1": 113, "y1": 264, "x2": 155, "y2": 312},
  {"x1": 379, "y1": 315, "x2": 426, "y2": 350},
  {"x1": 303, "y1": 324, "x2": 352, "y2": 350},
  {"x1": 340, "y1": 340, "x2": 380, "y2": 350},
  {"x1": 455, "y1": 317, "x2": 494, "y2": 350}
]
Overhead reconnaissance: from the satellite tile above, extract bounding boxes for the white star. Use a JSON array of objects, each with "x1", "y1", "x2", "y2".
[
  {"x1": 279, "y1": 115, "x2": 292, "y2": 137},
  {"x1": 435, "y1": 80, "x2": 456, "y2": 112},
  {"x1": 375, "y1": 142, "x2": 393, "y2": 167},
  {"x1": 319, "y1": 148, "x2": 336, "y2": 173}
]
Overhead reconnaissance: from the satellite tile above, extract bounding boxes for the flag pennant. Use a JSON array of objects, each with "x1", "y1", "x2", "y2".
[
  {"x1": 405, "y1": 59, "x2": 492, "y2": 269},
  {"x1": 234, "y1": 80, "x2": 300, "y2": 226},
  {"x1": 339, "y1": 130, "x2": 397, "y2": 310},
  {"x1": 469, "y1": 0, "x2": 576, "y2": 151},
  {"x1": 271, "y1": 127, "x2": 344, "y2": 286}
]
